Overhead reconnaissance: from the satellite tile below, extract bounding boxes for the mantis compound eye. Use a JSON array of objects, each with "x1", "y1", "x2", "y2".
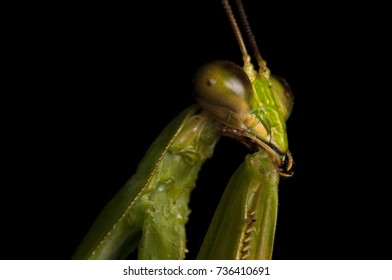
[
  {"x1": 270, "y1": 75, "x2": 294, "y2": 120},
  {"x1": 192, "y1": 60, "x2": 253, "y2": 121}
]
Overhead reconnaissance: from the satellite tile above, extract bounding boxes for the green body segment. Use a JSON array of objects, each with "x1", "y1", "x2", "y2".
[
  {"x1": 72, "y1": 105, "x2": 221, "y2": 259},
  {"x1": 197, "y1": 150, "x2": 279, "y2": 260}
]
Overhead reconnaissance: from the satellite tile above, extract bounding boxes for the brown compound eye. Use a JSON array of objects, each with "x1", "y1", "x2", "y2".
[
  {"x1": 192, "y1": 60, "x2": 253, "y2": 119},
  {"x1": 270, "y1": 75, "x2": 294, "y2": 120}
]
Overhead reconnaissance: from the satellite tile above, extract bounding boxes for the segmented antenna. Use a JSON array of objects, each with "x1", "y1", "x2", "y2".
[
  {"x1": 221, "y1": 0, "x2": 269, "y2": 79},
  {"x1": 233, "y1": 0, "x2": 268, "y2": 76}
]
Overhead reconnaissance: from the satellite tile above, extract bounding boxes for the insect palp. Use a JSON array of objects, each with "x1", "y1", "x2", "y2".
[{"x1": 278, "y1": 150, "x2": 294, "y2": 177}]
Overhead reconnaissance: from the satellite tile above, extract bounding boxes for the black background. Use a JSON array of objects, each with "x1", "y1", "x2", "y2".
[{"x1": 3, "y1": 1, "x2": 391, "y2": 259}]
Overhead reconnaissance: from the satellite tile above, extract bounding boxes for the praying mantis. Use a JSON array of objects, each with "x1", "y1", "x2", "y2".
[{"x1": 72, "y1": 0, "x2": 294, "y2": 260}]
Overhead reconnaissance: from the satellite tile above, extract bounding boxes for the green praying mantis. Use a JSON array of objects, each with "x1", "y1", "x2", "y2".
[{"x1": 72, "y1": 0, "x2": 294, "y2": 260}]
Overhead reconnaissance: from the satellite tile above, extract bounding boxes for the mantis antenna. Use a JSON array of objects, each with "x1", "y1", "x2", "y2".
[{"x1": 220, "y1": 0, "x2": 270, "y2": 79}]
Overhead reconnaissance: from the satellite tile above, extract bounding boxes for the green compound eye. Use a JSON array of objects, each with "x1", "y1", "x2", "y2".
[
  {"x1": 193, "y1": 60, "x2": 253, "y2": 124},
  {"x1": 270, "y1": 75, "x2": 294, "y2": 121}
]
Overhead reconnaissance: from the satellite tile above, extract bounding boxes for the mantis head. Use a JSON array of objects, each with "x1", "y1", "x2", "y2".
[{"x1": 193, "y1": 60, "x2": 293, "y2": 173}]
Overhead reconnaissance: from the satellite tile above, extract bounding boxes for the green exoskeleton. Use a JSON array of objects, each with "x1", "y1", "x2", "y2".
[{"x1": 72, "y1": 0, "x2": 294, "y2": 260}]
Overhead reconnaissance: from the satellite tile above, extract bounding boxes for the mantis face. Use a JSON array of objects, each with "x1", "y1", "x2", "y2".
[{"x1": 193, "y1": 60, "x2": 293, "y2": 167}]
